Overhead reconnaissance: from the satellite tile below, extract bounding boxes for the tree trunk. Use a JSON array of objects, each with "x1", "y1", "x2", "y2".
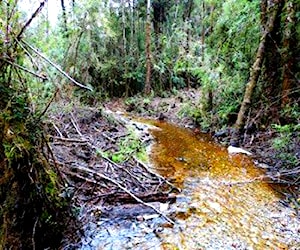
[
  {"x1": 201, "y1": 1, "x2": 205, "y2": 62},
  {"x1": 144, "y1": 0, "x2": 152, "y2": 95},
  {"x1": 61, "y1": 0, "x2": 68, "y2": 36},
  {"x1": 183, "y1": 0, "x2": 193, "y2": 88},
  {"x1": 121, "y1": 0, "x2": 129, "y2": 97},
  {"x1": 231, "y1": 1, "x2": 281, "y2": 145},
  {"x1": 281, "y1": 0, "x2": 296, "y2": 107}
]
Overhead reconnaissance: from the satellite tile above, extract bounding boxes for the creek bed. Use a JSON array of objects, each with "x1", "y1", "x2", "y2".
[{"x1": 60, "y1": 113, "x2": 300, "y2": 249}]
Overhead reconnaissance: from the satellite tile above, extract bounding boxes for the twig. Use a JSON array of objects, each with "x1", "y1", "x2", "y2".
[
  {"x1": 17, "y1": 0, "x2": 48, "y2": 40},
  {"x1": 1, "y1": 58, "x2": 47, "y2": 80},
  {"x1": 73, "y1": 165, "x2": 175, "y2": 224},
  {"x1": 36, "y1": 88, "x2": 59, "y2": 121},
  {"x1": 32, "y1": 217, "x2": 38, "y2": 250},
  {"x1": 21, "y1": 40, "x2": 93, "y2": 91},
  {"x1": 52, "y1": 123, "x2": 64, "y2": 138},
  {"x1": 101, "y1": 132, "x2": 116, "y2": 142},
  {"x1": 64, "y1": 170, "x2": 98, "y2": 185},
  {"x1": 220, "y1": 175, "x2": 270, "y2": 186},
  {"x1": 70, "y1": 113, "x2": 82, "y2": 136},
  {"x1": 134, "y1": 157, "x2": 181, "y2": 192}
]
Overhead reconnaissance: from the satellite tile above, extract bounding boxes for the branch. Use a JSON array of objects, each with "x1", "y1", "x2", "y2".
[
  {"x1": 17, "y1": 0, "x2": 48, "y2": 40},
  {"x1": 134, "y1": 157, "x2": 181, "y2": 192},
  {"x1": 72, "y1": 165, "x2": 175, "y2": 224},
  {"x1": 36, "y1": 88, "x2": 59, "y2": 120},
  {"x1": 20, "y1": 40, "x2": 93, "y2": 91},
  {"x1": 1, "y1": 58, "x2": 47, "y2": 80}
]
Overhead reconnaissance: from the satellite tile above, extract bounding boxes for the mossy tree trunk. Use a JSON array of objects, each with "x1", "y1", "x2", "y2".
[{"x1": 232, "y1": 0, "x2": 282, "y2": 144}]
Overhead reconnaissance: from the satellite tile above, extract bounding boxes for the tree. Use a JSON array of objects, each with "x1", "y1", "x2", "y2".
[
  {"x1": 144, "y1": 0, "x2": 152, "y2": 94},
  {"x1": 61, "y1": 0, "x2": 69, "y2": 36},
  {"x1": 0, "y1": 1, "x2": 71, "y2": 248},
  {"x1": 281, "y1": 0, "x2": 297, "y2": 107},
  {"x1": 232, "y1": 0, "x2": 300, "y2": 144}
]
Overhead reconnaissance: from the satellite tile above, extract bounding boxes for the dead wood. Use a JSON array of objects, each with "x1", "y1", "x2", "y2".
[
  {"x1": 16, "y1": 0, "x2": 48, "y2": 40},
  {"x1": 67, "y1": 164, "x2": 175, "y2": 224},
  {"x1": 47, "y1": 107, "x2": 178, "y2": 226},
  {"x1": 21, "y1": 40, "x2": 93, "y2": 91},
  {"x1": 101, "y1": 191, "x2": 177, "y2": 204}
]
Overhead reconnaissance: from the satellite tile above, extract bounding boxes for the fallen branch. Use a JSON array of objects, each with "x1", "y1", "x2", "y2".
[
  {"x1": 134, "y1": 157, "x2": 181, "y2": 192},
  {"x1": 1, "y1": 58, "x2": 47, "y2": 80},
  {"x1": 21, "y1": 40, "x2": 93, "y2": 91},
  {"x1": 72, "y1": 164, "x2": 175, "y2": 224},
  {"x1": 51, "y1": 136, "x2": 88, "y2": 144},
  {"x1": 102, "y1": 191, "x2": 177, "y2": 204}
]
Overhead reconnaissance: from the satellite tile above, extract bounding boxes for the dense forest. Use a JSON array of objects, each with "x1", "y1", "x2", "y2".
[{"x1": 0, "y1": 0, "x2": 299, "y2": 248}]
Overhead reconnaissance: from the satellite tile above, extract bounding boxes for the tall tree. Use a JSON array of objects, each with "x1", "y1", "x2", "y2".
[
  {"x1": 61, "y1": 0, "x2": 68, "y2": 36},
  {"x1": 232, "y1": 0, "x2": 282, "y2": 144},
  {"x1": 144, "y1": 0, "x2": 152, "y2": 94},
  {"x1": 281, "y1": 0, "x2": 297, "y2": 107}
]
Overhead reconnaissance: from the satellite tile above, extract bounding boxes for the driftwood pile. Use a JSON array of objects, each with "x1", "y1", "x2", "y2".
[{"x1": 45, "y1": 105, "x2": 179, "y2": 229}]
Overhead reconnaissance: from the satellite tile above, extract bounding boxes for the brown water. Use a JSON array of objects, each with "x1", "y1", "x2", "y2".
[
  {"x1": 79, "y1": 119, "x2": 300, "y2": 250},
  {"x1": 149, "y1": 121, "x2": 299, "y2": 249}
]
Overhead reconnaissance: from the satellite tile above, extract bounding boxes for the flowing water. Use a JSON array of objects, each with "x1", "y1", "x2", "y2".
[{"x1": 79, "y1": 120, "x2": 300, "y2": 250}]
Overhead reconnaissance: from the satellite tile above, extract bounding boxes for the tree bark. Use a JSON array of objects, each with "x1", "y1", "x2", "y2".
[
  {"x1": 121, "y1": 0, "x2": 129, "y2": 97},
  {"x1": 201, "y1": 1, "x2": 205, "y2": 62},
  {"x1": 281, "y1": 0, "x2": 296, "y2": 107},
  {"x1": 60, "y1": 0, "x2": 68, "y2": 36},
  {"x1": 144, "y1": 0, "x2": 152, "y2": 95},
  {"x1": 183, "y1": 0, "x2": 193, "y2": 88},
  {"x1": 231, "y1": 1, "x2": 281, "y2": 145}
]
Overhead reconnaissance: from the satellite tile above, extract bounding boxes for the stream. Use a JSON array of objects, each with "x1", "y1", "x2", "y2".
[{"x1": 78, "y1": 119, "x2": 300, "y2": 250}]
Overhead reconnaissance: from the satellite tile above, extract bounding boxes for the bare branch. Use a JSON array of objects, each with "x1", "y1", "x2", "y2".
[
  {"x1": 72, "y1": 164, "x2": 175, "y2": 225},
  {"x1": 1, "y1": 58, "x2": 47, "y2": 80},
  {"x1": 17, "y1": 0, "x2": 48, "y2": 40},
  {"x1": 21, "y1": 40, "x2": 93, "y2": 91}
]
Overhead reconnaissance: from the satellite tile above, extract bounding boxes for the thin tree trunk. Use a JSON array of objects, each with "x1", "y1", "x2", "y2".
[
  {"x1": 61, "y1": 0, "x2": 68, "y2": 36},
  {"x1": 281, "y1": 0, "x2": 295, "y2": 107},
  {"x1": 121, "y1": 0, "x2": 129, "y2": 97},
  {"x1": 231, "y1": 1, "x2": 281, "y2": 145},
  {"x1": 144, "y1": 0, "x2": 151, "y2": 95},
  {"x1": 183, "y1": 0, "x2": 193, "y2": 88},
  {"x1": 201, "y1": 1, "x2": 205, "y2": 62}
]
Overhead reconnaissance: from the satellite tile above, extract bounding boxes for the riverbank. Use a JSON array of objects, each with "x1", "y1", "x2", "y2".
[{"x1": 45, "y1": 96, "x2": 299, "y2": 248}]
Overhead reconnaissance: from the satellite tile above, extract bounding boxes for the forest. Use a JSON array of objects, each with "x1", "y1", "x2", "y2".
[{"x1": 0, "y1": 0, "x2": 299, "y2": 248}]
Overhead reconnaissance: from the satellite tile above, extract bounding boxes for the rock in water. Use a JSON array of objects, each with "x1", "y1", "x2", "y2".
[{"x1": 227, "y1": 145, "x2": 252, "y2": 156}]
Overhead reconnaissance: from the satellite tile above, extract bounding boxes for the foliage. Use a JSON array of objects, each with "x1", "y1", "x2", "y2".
[
  {"x1": 0, "y1": 2, "x2": 71, "y2": 248},
  {"x1": 99, "y1": 128, "x2": 148, "y2": 163},
  {"x1": 196, "y1": 0, "x2": 260, "y2": 129},
  {"x1": 271, "y1": 123, "x2": 300, "y2": 169}
]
